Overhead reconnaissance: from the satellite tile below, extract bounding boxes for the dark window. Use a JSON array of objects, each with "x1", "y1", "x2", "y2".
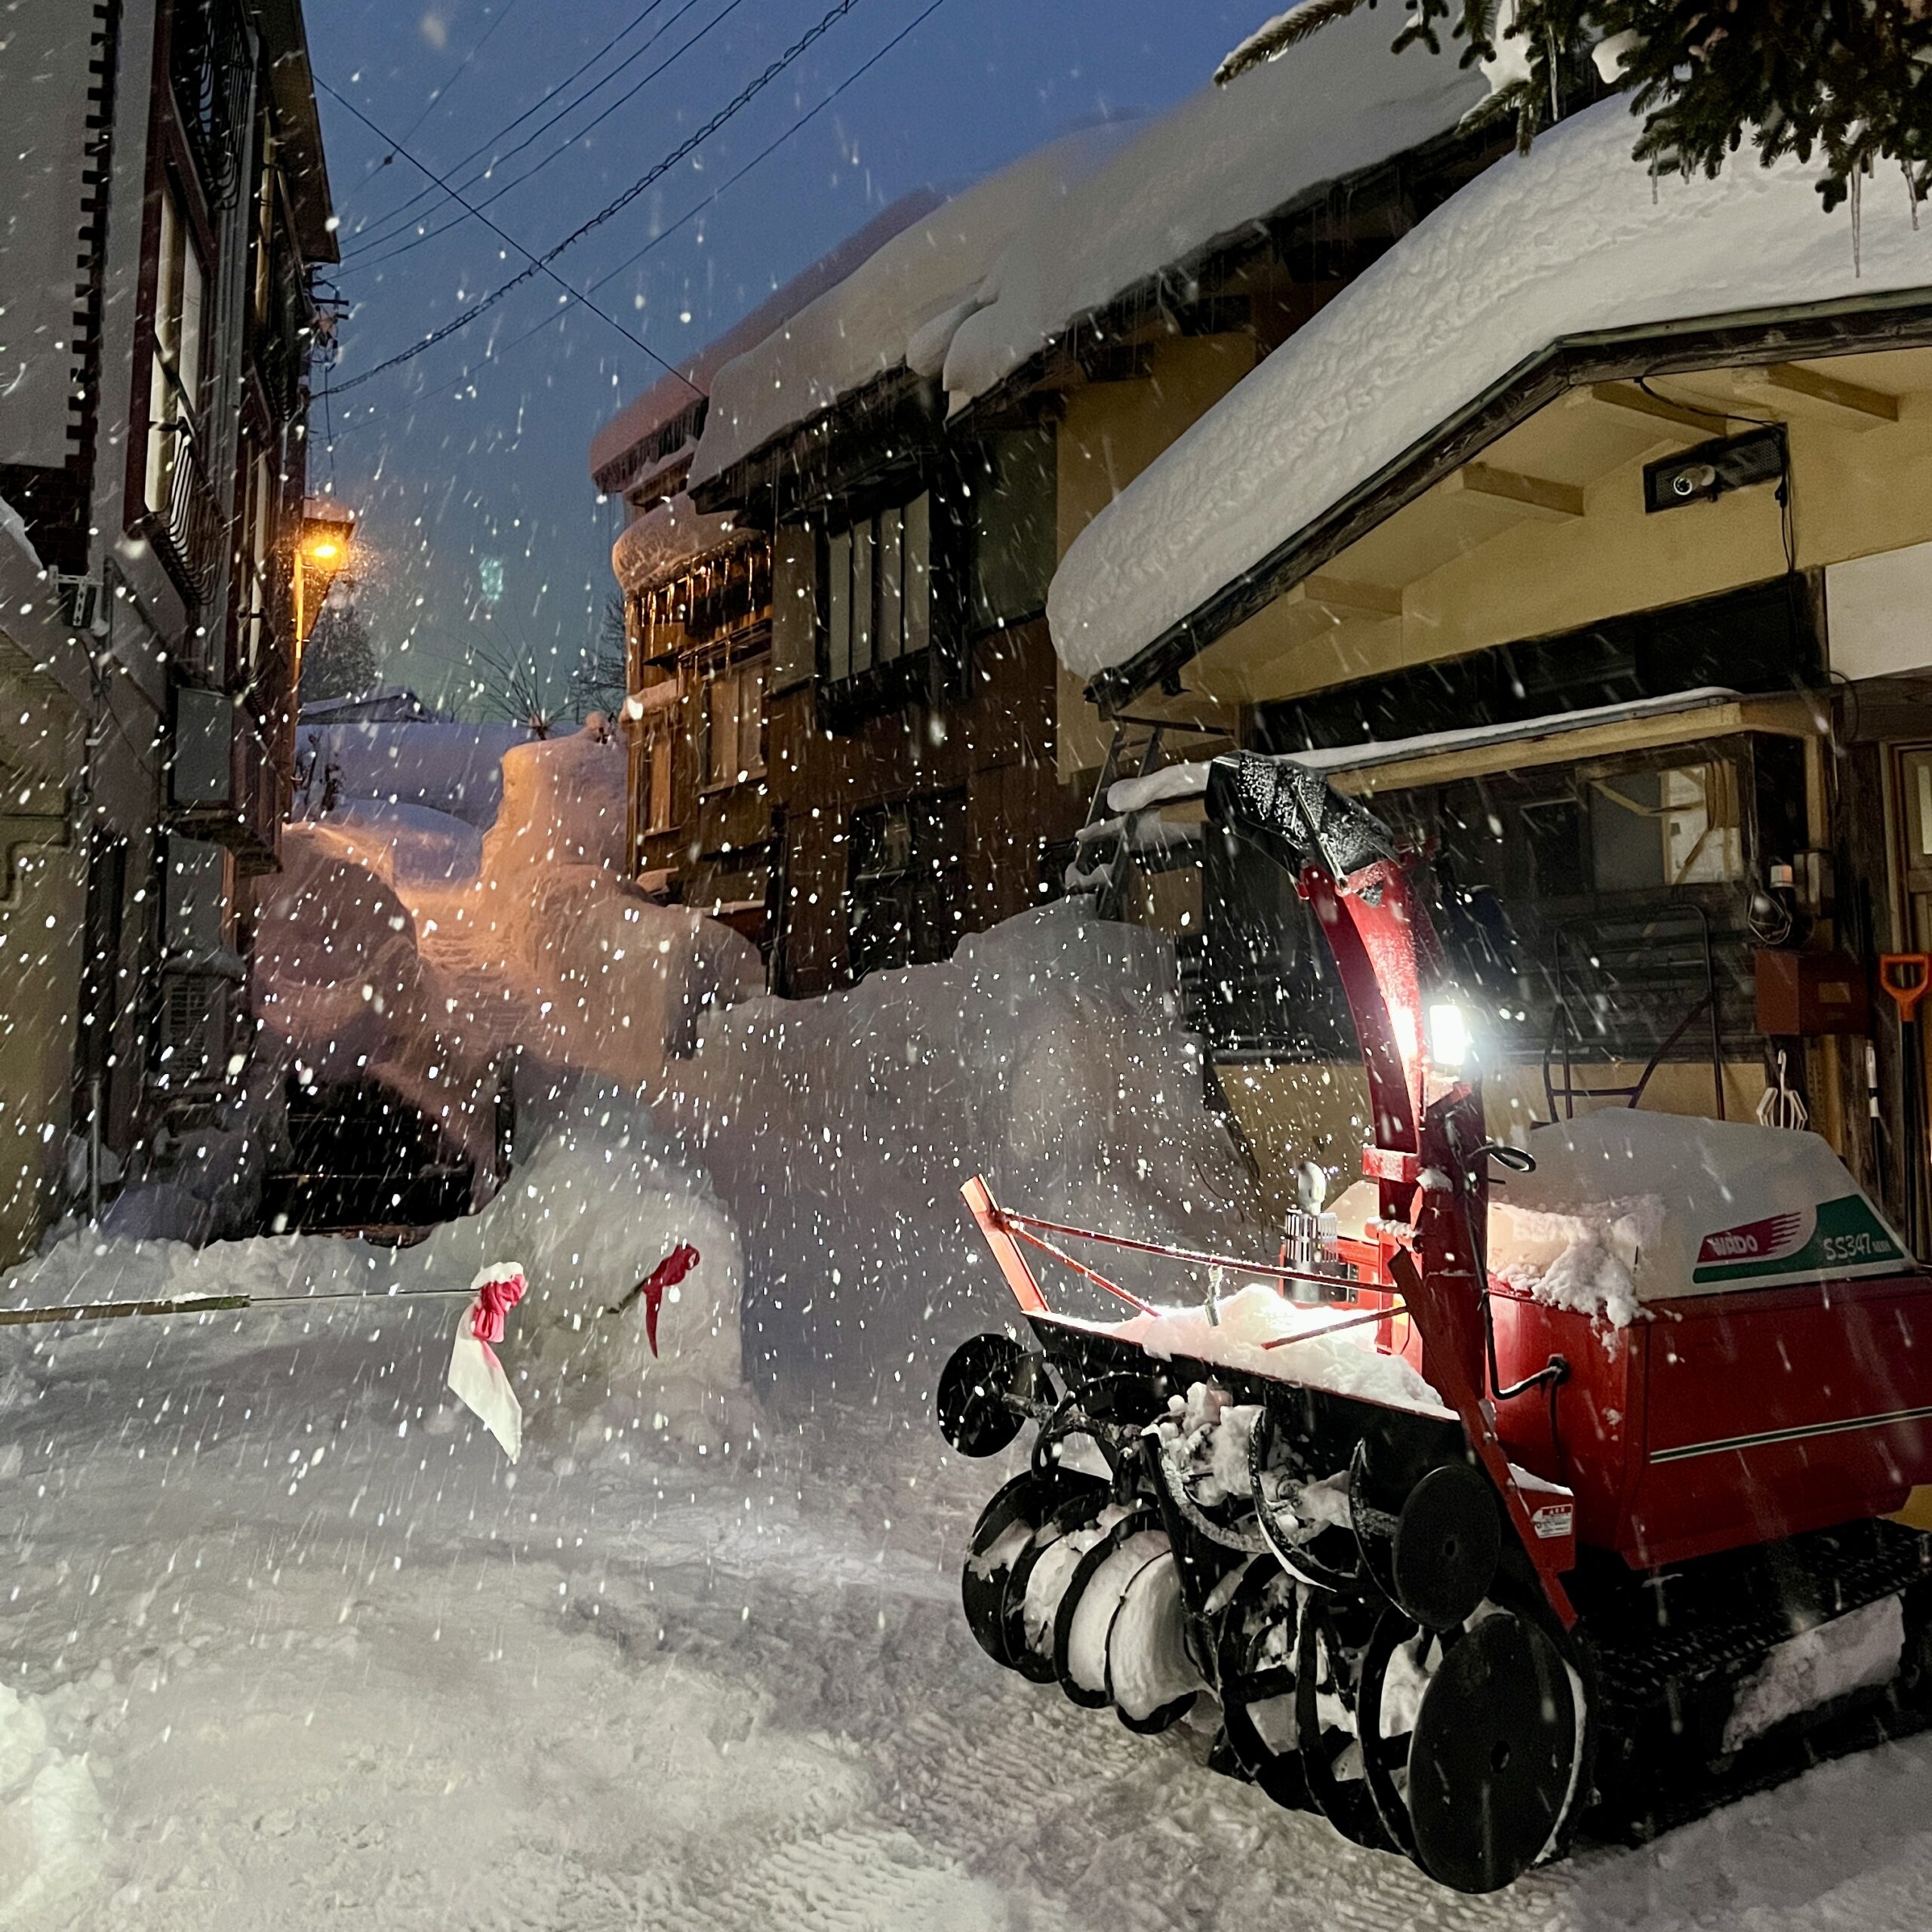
[
  {"x1": 970, "y1": 427, "x2": 1056, "y2": 634},
  {"x1": 1256, "y1": 579, "x2": 1822, "y2": 755},
  {"x1": 1200, "y1": 823, "x2": 1357, "y2": 1060},
  {"x1": 846, "y1": 790, "x2": 967, "y2": 979}
]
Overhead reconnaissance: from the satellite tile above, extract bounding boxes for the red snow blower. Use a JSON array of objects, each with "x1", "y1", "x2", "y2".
[{"x1": 937, "y1": 752, "x2": 1932, "y2": 1893}]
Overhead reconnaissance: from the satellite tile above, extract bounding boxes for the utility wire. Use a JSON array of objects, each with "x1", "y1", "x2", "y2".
[
  {"x1": 388, "y1": 0, "x2": 531, "y2": 164},
  {"x1": 346, "y1": 0, "x2": 749, "y2": 274},
  {"x1": 464, "y1": 0, "x2": 956, "y2": 380},
  {"x1": 330, "y1": 0, "x2": 952, "y2": 426},
  {"x1": 316, "y1": 78, "x2": 701, "y2": 394},
  {"x1": 344, "y1": 0, "x2": 679, "y2": 251},
  {"x1": 334, "y1": 0, "x2": 871, "y2": 395}
]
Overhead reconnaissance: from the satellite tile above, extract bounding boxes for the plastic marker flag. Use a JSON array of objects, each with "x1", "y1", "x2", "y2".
[{"x1": 448, "y1": 1261, "x2": 528, "y2": 1461}]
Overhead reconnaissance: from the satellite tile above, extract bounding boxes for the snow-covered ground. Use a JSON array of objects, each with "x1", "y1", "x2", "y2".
[{"x1": 8, "y1": 1274, "x2": 1932, "y2": 1929}]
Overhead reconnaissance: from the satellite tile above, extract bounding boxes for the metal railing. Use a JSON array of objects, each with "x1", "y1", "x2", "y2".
[
  {"x1": 149, "y1": 407, "x2": 221, "y2": 607},
  {"x1": 169, "y1": 0, "x2": 253, "y2": 210}
]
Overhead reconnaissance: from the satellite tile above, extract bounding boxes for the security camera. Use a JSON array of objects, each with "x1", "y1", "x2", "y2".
[{"x1": 1672, "y1": 463, "x2": 1718, "y2": 498}]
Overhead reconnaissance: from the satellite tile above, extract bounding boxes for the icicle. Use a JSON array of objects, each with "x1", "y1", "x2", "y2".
[
  {"x1": 1907, "y1": 157, "x2": 1922, "y2": 233},
  {"x1": 1851, "y1": 159, "x2": 1863, "y2": 280}
]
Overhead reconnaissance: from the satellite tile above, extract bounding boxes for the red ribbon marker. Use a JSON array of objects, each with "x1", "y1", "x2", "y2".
[
  {"x1": 613, "y1": 1244, "x2": 700, "y2": 1356},
  {"x1": 470, "y1": 1266, "x2": 526, "y2": 1344}
]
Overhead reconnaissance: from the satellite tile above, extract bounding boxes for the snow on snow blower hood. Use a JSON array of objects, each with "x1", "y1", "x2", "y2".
[{"x1": 1489, "y1": 1112, "x2": 1910, "y2": 1322}]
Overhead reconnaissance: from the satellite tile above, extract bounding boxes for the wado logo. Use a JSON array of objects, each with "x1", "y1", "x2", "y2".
[{"x1": 1696, "y1": 1212, "x2": 1804, "y2": 1268}]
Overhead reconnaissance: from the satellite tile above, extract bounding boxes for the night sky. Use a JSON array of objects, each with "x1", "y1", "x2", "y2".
[{"x1": 306, "y1": 0, "x2": 1269, "y2": 717}]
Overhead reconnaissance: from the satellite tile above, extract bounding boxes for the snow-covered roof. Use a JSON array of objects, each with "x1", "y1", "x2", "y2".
[
  {"x1": 1048, "y1": 97, "x2": 1932, "y2": 684},
  {"x1": 588, "y1": 191, "x2": 945, "y2": 494},
  {"x1": 611, "y1": 494, "x2": 747, "y2": 598},
  {"x1": 940, "y1": 7, "x2": 1485, "y2": 412},
  {"x1": 688, "y1": 122, "x2": 1135, "y2": 493}
]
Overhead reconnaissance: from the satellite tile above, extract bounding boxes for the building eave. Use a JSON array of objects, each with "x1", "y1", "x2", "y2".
[{"x1": 1086, "y1": 290, "x2": 1932, "y2": 713}]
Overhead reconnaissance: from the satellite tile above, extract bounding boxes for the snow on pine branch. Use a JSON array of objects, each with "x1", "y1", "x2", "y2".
[{"x1": 1219, "y1": 2, "x2": 1932, "y2": 211}]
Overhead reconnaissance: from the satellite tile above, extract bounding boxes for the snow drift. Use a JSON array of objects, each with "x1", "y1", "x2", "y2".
[{"x1": 654, "y1": 903, "x2": 1263, "y2": 1405}]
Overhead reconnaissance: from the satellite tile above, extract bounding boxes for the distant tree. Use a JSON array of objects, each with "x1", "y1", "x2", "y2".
[
  {"x1": 1220, "y1": 2, "x2": 1932, "y2": 216},
  {"x1": 570, "y1": 593, "x2": 629, "y2": 720},
  {"x1": 300, "y1": 588, "x2": 380, "y2": 704},
  {"x1": 472, "y1": 638, "x2": 558, "y2": 739}
]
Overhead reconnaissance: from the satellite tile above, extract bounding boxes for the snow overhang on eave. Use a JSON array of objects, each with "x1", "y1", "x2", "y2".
[
  {"x1": 1052, "y1": 96, "x2": 1932, "y2": 715},
  {"x1": 1084, "y1": 291, "x2": 1932, "y2": 712},
  {"x1": 687, "y1": 365, "x2": 946, "y2": 523},
  {"x1": 253, "y1": 0, "x2": 337, "y2": 264}
]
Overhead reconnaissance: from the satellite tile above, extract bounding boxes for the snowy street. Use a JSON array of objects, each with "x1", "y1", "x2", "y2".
[{"x1": 7, "y1": 1300, "x2": 1932, "y2": 1931}]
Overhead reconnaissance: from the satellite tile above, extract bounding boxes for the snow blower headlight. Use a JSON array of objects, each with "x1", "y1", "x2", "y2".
[{"x1": 1426, "y1": 999, "x2": 1472, "y2": 1072}]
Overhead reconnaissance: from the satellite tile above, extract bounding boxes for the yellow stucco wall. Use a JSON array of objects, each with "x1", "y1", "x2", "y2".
[
  {"x1": 1191, "y1": 371, "x2": 1932, "y2": 705},
  {"x1": 1054, "y1": 334, "x2": 1257, "y2": 777},
  {"x1": 0, "y1": 669, "x2": 85, "y2": 1267}
]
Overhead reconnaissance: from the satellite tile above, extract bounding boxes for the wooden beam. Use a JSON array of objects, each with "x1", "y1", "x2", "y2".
[
  {"x1": 1301, "y1": 573, "x2": 1404, "y2": 618},
  {"x1": 1447, "y1": 462, "x2": 1586, "y2": 519},
  {"x1": 1583, "y1": 380, "x2": 1730, "y2": 439},
  {"x1": 1761, "y1": 361, "x2": 1900, "y2": 422}
]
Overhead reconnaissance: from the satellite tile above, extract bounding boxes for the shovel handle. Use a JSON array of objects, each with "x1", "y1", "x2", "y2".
[{"x1": 1881, "y1": 954, "x2": 1932, "y2": 1021}]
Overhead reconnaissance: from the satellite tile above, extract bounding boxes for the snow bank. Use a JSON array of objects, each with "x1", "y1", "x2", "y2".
[
  {"x1": 654, "y1": 902, "x2": 1263, "y2": 1404},
  {"x1": 942, "y1": 8, "x2": 1483, "y2": 410},
  {"x1": 8, "y1": 1102, "x2": 751, "y2": 1457},
  {"x1": 0, "y1": 1677, "x2": 106, "y2": 1924},
  {"x1": 256, "y1": 728, "x2": 763, "y2": 1168},
  {"x1": 691, "y1": 122, "x2": 1132, "y2": 489},
  {"x1": 1049, "y1": 96, "x2": 1932, "y2": 678}
]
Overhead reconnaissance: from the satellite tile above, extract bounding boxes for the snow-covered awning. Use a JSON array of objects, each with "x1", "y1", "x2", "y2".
[
  {"x1": 612, "y1": 496, "x2": 749, "y2": 598},
  {"x1": 1048, "y1": 97, "x2": 1932, "y2": 691},
  {"x1": 689, "y1": 123, "x2": 1134, "y2": 493},
  {"x1": 1104, "y1": 686, "x2": 1813, "y2": 817},
  {"x1": 940, "y1": 8, "x2": 1484, "y2": 413}
]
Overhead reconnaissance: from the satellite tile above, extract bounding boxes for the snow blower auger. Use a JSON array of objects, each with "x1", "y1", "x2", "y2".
[{"x1": 937, "y1": 752, "x2": 1932, "y2": 1894}]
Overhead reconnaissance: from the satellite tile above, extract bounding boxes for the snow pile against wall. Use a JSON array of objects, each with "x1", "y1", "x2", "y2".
[
  {"x1": 689, "y1": 122, "x2": 1133, "y2": 489},
  {"x1": 1049, "y1": 97, "x2": 1932, "y2": 679},
  {"x1": 941, "y1": 8, "x2": 1483, "y2": 411},
  {"x1": 256, "y1": 729, "x2": 764, "y2": 1170},
  {"x1": 0, "y1": 1675, "x2": 106, "y2": 1924},
  {"x1": 654, "y1": 903, "x2": 1263, "y2": 1405}
]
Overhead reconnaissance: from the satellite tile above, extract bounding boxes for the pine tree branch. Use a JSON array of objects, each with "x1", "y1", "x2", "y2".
[{"x1": 1216, "y1": 0, "x2": 1381, "y2": 86}]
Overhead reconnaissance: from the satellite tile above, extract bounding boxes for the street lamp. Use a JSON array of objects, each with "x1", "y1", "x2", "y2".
[{"x1": 293, "y1": 496, "x2": 356, "y2": 669}]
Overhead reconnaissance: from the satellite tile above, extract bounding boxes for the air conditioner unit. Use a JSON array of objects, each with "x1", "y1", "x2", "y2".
[{"x1": 171, "y1": 688, "x2": 236, "y2": 808}]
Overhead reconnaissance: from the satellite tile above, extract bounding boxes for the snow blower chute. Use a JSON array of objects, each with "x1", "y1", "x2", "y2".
[{"x1": 937, "y1": 752, "x2": 1932, "y2": 1893}]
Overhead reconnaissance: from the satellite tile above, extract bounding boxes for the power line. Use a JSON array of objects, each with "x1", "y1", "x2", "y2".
[
  {"x1": 333, "y1": 0, "x2": 872, "y2": 396},
  {"x1": 389, "y1": 0, "x2": 531, "y2": 159},
  {"x1": 347, "y1": 0, "x2": 750, "y2": 275},
  {"x1": 332, "y1": 0, "x2": 954, "y2": 425},
  {"x1": 495, "y1": 0, "x2": 957, "y2": 365},
  {"x1": 342, "y1": 0, "x2": 680, "y2": 254},
  {"x1": 315, "y1": 79, "x2": 701, "y2": 395}
]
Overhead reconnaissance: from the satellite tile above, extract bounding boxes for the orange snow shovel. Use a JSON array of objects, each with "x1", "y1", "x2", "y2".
[{"x1": 1881, "y1": 954, "x2": 1931, "y2": 1255}]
